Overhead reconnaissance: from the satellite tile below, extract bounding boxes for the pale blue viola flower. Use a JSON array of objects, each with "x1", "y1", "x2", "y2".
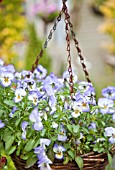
[
  {"x1": 58, "y1": 125, "x2": 67, "y2": 142},
  {"x1": 84, "y1": 87, "x2": 96, "y2": 105},
  {"x1": 62, "y1": 70, "x2": 78, "y2": 83},
  {"x1": 21, "y1": 70, "x2": 34, "y2": 80},
  {"x1": 52, "y1": 122, "x2": 58, "y2": 129},
  {"x1": 98, "y1": 98, "x2": 114, "y2": 114},
  {"x1": 21, "y1": 121, "x2": 28, "y2": 140},
  {"x1": 40, "y1": 138, "x2": 51, "y2": 148},
  {"x1": 24, "y1": 78, "x2": 36, "y2": 91},
  {"x1": 34, "y1": 65, "x2": 47, "y2": 79},
  {"x1": 14, "y1": 88, "x2": 26, "y2": 103},
  {"x1": 88, "y1": 122, "x2": 96, "y2": 129},
  {"x1": 34, "y1": 146, "x2": 52, "y2": 170},
  {"x1": 0, "y1": 71, "x2": 14, "y2": 87},
  {"x1": 0, "y1": 120, "x2": 5, "y2": 128},
  {"x1": 105, "y1": 127, "x2": 115, "y2": 144},
  {"x1": 75, "y1": 93, "x2": 90, "y2": 112},
  {"x1": 112, "y1": 114, "x2": 115, "y2": 121},
  {"x1": 9, "y1": 107, "x2": 17, "y2": 117},
  {"x1": 53, "y1": 144, "x2": 66, "y2": 159},
  {"x1": 29, "y1": 107, "x2": 43, "y2": 131},
  {"x1": 102, "y1": 86, "x2": 115, "y2": 100},
  {"x1": 78, "y1": 81, "x2": 93, "y2": 92},
  {"x1": 5, "y1": 64, "x2": 15, "y2": 73},
  {"x1": 49, "y1": 95, "x2": 57, "y2": 115},
  {"x1": 28, "y1": 90, "x2": 43, "y2": 105}
]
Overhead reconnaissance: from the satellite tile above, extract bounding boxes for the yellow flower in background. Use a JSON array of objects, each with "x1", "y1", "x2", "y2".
[
  {"x1": 0, "y1": 0, "x2": 26, "y2": 66},
  {"x1": 99, "y1": 0, "x2": 115, "y2": 54}
]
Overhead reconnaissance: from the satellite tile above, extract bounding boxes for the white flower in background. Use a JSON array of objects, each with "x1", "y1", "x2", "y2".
[
  {"x1": 0, "y1": 71, "x2": 14, "y2": 87},
  {"x1": 14, "y1": 88, "x2": 26, "y2": 103}
]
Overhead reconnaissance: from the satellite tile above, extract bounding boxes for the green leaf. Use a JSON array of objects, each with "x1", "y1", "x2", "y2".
[
  {"x1": 68, "y1": 150, "x2": 75, "y2": 159},
  {"x1": 21, "y1": 152, "x2": 34, "y2": 160},
  {"x1": 3, "y1": 128, "x2": 12, "y2": 141},
  {"x1": 63, "y1": 156, "x2": 69, "y2": 164},
  {"x1": 107, "y1": 153, "x2": 113, "y2": 165},
  {"x1": 73, "y1": 125, "x2": 80, "y2": 133},
  {"x1": 4, "y1": 100, "x2": 17, "y2": 107},
  {"x1": 24, "y1": 139, "x2": 35, "y2": 152},
  {"x1": 82, "y1": 127, "x2": 89, "y2": 134},
  {"x1": 25, "y1": 155, "x2": 37, "y2": 168},
  {"x1": 75, "y1": 156, "x2": 83, "y2": 170},
  {"x1": 41, "y1": 129, "x2": 46, "y2": 137},
  {"x1": 47, "y1": 149, "x2": 55, "y2": 162},
  {"x1": 6, "y1": 146, "x2": 16, "y2": 155},
  {"x1": 5, "y1": 136, "x2": 15, "y2": 150},
  {"x1": 67, "y1": 124, "x2": 73, "y2": 133}
]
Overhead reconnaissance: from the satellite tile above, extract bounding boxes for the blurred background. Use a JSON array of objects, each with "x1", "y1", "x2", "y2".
[{"x1": 0, "y1": 0, "x2": 115, "y2": 169}]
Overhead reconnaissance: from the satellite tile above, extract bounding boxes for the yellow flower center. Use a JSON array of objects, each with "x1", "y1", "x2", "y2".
[
  {"x1": 82, "y1": 102, "x2": 86, "y2": 107},
  {"x1": 113, "y1": 134, "x2": 115, "y2": 138},
  {"x1": 17, "y1": 94, "x2": 21, "y2": 99},
  {"x1": 60, "y1": 131, "x2": 64, "y2": 135},
  {"x1": 4, "y1": 77, "x2": 9, "y2": 82},
  {"x1": 57, "y1": 151, "x2": 62, "y2": 155},
  {"x1": 33, "y1": 97, "x2": 37, "y2": 103},
  {"x1": 104, "y1": 105, "x2": 107, "y2": 109},
  {"x1": 75, "y1": 110, "x2": 79, "y2": 115}
]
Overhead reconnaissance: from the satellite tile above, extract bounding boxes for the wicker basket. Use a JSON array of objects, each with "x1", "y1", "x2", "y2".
[{"x1": 11, "y1": 146, "x2": 115, "y2": 170}]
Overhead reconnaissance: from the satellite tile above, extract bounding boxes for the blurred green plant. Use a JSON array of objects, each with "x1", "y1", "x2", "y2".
[
  {"x1": 25, "y1": 23, "x2": 51, "y2": 73},
  {"x1": 0, "y1": 0, "x2": 26, "y2": 64}
]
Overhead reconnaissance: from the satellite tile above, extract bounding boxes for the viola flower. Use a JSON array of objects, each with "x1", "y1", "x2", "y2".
[
  {"x1": 102, "y1": 86, "x2": 115, "y2": 100},
  {"x1": 40, "y1": 138, "x2": 51, "y2": 148},
  {"x1": 88, "y1": 122, "x2": 96, "y2": 130},
  {"x1": 0, "y1": 120, "x2": 5, "y2": 128},
  {"x1": 62, "y1": 70, "x2": 78, "y2": 83},
  {"x1": 14, "y1": 88, "x2": 26, "y2": 103},
  {"x1": 78, "y1": 81, "x2": 92, "y2": 92},
  {"x1": 52, "y1": 122, "x2": 58, "y2": 129},
  {"x1": 75, "y1": 93, "x2": 90, "y2": 112},
  {"x1": 84, "y1": 87, "x2": 96, "y2": 105},
  {"x1": 72, "y1": 104, "x2": 82, "y2": 118},
  {"x1": 28, "y1": 90, "x2": 40, "y2": 105},
  {"x1": 29, "y1": 107, "x2": 43, "y2": 131},
  {"x1": 9, "y1": 107, "x2": 17, "y2": 117},
  {"x1": 5, "y1": 64, "x2": 15, "y2": 73},
  {"x1": 21, "y1": 121, "x2": 28, "y2": 140},
  {"x1": 24, "y1": 78, "x2": 36, "y2": 91},
  {"x1": 34, "y1": 65, "x2": 47, "y2": 79},
  {"x1": 105, "y1": 127, "x2": 115, "y2": 144},
  {"x1": 112, "y1": 114, "x2": 115, "y2": 121},
  {"x1": 58, "y1": 125, "x2": 67, "y2": 142},
  {"x1": 53, "y1": 144, "x2": 66, "y2": 159},
  {"x1": 98, "y1": 98, "x2": 114, "y2": 114},
  {"x1": 0, "y1": 71, "x2": 14, "y2": 87},
  {"x1": 34, "y1": 146, "x2": 52, "y2": 170},
  {"x1": 21, "y1": 70, "x2": 34, "y2": 79}
]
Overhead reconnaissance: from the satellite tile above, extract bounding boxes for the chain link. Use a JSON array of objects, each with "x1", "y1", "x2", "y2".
[
  {"x1": 31, "y1": 11, "x2": 63, "y2": 73},
  {"x1": 62, "y1": 0, "x2": 91, "y2": 83}
]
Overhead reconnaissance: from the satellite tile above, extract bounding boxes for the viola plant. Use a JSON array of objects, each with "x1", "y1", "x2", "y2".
[{"x1": 0, "y1": 59, "x2": 115, "y2": 169}]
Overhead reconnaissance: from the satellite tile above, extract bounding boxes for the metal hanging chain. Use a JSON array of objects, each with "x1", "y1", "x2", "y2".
[
  {"x1": 64, "y1": 7, "x2": 74, "y2": 94},
  {"x1": 31, "y1": 10, "x2": 63, "y2": 73},
  {"x1": 62, "y1": 0, "x2": 91, "y2": 83}
]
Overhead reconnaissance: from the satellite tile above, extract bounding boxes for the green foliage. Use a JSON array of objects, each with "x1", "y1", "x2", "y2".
[{"x1": 25, "y1": 23, "x2": 51, "y2": 73}]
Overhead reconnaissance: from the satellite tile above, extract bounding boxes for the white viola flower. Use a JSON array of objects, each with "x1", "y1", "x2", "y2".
[
  {"x1": 105, "y1": 127, "x2": 115, "y2": 144},
  {"x1": 53, "y1": 144, "x2": 66, "y2": 159},
  {"x1": 98, "y1": 98, "x2": 114, "y2": 114},
  {"x1": 14, "y1": 88, "x2": 26, "y2": 103},
  {"x1": 21, "y1": 121, "x2": 28, "y2": 140},
  {"x1": 72, "y1": 104, "x2": 82, "y2": 118},
  {"x1": 28, "y1": 91, "x2": 39, "y2": 105},
  {"x1": 0, "y1": 71, "x2": 14, "y2": 87},
  {"x1": 52, "y1": 122, "x2": 58, "y2": 129}
]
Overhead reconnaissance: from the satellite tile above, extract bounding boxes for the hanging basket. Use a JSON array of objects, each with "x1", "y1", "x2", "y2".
[
  {"x1": 1, "y1": 0, "x2": 115, "y2": 170},
  {"x1": 11, "y1": 146, "x2": 115, "y2": 170}
]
